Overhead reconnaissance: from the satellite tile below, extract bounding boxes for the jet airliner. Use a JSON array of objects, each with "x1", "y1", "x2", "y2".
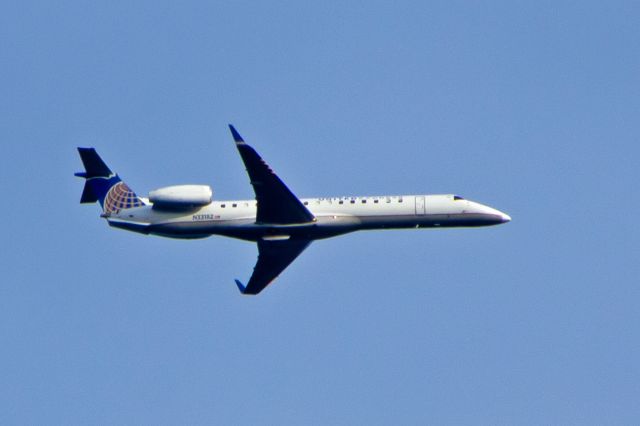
[{"x1": 76, "y1": 125, "x2": 510, "y2": 295}]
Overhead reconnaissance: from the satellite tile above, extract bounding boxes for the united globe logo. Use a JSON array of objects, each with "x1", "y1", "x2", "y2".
[{"x1": 104, "y1": 182, "x2": 143, "y2": 213}]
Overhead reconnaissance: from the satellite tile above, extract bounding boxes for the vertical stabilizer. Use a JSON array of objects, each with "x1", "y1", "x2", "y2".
[{"x1": 75, "y1": 148, "x2": 144, "y2": 213}]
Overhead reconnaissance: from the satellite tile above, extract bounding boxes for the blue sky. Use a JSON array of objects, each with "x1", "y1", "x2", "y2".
[{"x1": 2, "y1": 1, "x2": 639, "y2": 424}]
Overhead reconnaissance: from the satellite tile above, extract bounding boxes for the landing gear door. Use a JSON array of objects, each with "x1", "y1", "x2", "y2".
[{"x1": 415, "y1": 196, "x2": 426, "y2": 215}]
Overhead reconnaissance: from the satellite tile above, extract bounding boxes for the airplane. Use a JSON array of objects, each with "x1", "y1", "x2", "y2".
[{"x1": 76, "y1": 125, "x2": 511, "y2": 295}]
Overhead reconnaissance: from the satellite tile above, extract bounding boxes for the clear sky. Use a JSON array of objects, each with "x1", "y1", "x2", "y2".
[{"x1": 2, "y1": 1, "x2": 639, "y2": 424}]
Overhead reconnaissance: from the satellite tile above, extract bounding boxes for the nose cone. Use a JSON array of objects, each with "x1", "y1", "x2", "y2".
[
  {"x1": 468, "y1": 201, "x2": 511, "y2": 225},
  {"x1": 488, "y1": 207, "x2": 511, "y2": 224}
]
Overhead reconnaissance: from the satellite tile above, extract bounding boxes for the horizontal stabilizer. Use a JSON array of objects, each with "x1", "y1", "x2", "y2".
[{"x1": 77, "y1": 147, "x2": 113, "y2": 178}]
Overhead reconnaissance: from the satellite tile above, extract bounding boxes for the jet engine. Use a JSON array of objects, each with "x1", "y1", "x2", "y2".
[{"x1": 149, "y1": 185, "x2": 213, "y2": 210}]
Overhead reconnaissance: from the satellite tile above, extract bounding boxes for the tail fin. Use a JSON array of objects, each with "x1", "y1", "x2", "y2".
[{"x1": 75, "y1": 148, "x2": 144, "y2": 213}]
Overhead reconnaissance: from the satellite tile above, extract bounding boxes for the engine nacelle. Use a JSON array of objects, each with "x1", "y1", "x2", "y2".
[{"x1": 149, "y1": 185, "x2": 213, "y2": 209}]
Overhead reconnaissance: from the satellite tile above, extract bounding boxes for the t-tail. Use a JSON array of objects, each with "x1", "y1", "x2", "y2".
[{"x1": 75, "y1": 148, "x2": 144, "y2": 214}]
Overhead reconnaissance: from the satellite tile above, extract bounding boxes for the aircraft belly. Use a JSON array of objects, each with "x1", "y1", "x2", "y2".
[
  {"x1": 148, "y1": 219, "x2": 255, "y2": 240},
  {"x1": 145, "y1": 215, "x2": 363, "y2": 241},
  {"x1": 132, "y1": 210, "x2": 505, "y2": 241},
  {"x1": 107, "y1": 219, "x2": 151, "y2": 234},
  {"x1": 355, "y1": 213, "x2": 506, "y2": 229}
]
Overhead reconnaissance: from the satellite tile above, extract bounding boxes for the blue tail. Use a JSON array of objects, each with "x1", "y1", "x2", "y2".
[{"x1": 75, "y1": 148, "x2": 144, "y2": 213}]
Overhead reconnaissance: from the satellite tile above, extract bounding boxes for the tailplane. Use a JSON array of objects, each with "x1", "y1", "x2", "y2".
[{"x1": 75, "y1": 148, "x2": 144, "y2": 213}]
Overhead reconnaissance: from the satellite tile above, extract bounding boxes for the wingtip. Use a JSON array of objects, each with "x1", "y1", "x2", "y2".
[
  {"x1": 228, "y1": 124, "x2": 245, "y2": 144},
  {"x1": 234, "y1": 279, "x2": 247, "y2": 294}
]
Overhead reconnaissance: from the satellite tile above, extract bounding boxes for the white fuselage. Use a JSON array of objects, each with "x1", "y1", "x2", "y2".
[{"x1": 106, "y1": 194, "x2": 511, "y2": 241}]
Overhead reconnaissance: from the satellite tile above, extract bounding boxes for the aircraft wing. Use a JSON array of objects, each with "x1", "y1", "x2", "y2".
[
  {"x1": 235, "y1": 239, "x2": 311, "y2": 295},
  {"x1": 229, "y1": 125, "x2": 315, "y2": 225}
]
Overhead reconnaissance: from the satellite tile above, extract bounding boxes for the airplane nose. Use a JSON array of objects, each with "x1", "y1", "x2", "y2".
[{"x1": 468, "y1": 201, "x2": 511, "y2": 225}]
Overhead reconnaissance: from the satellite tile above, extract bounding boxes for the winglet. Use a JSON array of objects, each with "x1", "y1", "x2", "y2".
[
  {"x1": 228, "y1": 124, "x2": 245, "y2": 144},
  {"x1": 234, "y1": 279, "x2": 248, "y2": 294}
]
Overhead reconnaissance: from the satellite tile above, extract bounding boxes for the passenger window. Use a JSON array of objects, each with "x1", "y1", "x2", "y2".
[
  {"x1": 374, "y1": 200, "x2": 379, "y2": 203},
  {"x1": 221, "y1": 204, "x2": 226, "y2": 208},
  {"x1": 339, "y1": 201, "x2": 344, "y2": 204},
  {"x1": 303, "y1": 201, "x2": 308, "y2": 205},
  {"x1": 362, "y1": 200, "x2": 366, "y2": 204},
  {"x1": 232, "y1": 203, "x2": 237, "y2": 208}
]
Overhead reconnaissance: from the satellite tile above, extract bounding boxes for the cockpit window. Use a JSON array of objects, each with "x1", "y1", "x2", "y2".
[{"x1": 453, "y1": 195, "x2": 464, "y2": 200}]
